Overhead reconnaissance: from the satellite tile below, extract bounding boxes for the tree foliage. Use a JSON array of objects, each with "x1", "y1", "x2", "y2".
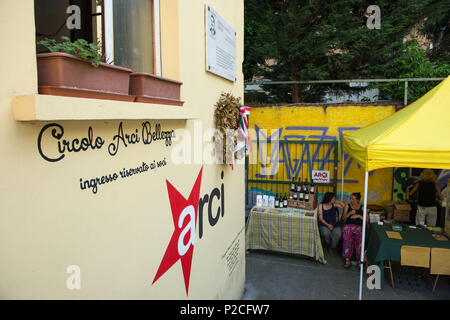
[
  {"x1": 373, "y1": 38, "x2": 450, "y2": 103},
  {"x1": 244, "y1": 0, "x2": 450, "y2": 103}
]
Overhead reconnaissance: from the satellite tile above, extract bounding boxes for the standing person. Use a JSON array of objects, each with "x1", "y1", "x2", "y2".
[
  {"x1": 341, "y1": 192, "x2": 368, "y2": 268},
  {"x1": 409, "y1": 169, "x2": 443, "y2": 227},
  {"x1": 318, "y1": 192, "x2": 345, "y2": 252}
]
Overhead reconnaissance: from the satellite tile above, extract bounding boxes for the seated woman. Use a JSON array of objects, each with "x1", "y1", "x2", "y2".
[
  {"x1": 341, "y1": 192, "x2": 369, "y2": 268},
  {"x1": 318, "y1": 192, "x2": 345, "y2": 251}
]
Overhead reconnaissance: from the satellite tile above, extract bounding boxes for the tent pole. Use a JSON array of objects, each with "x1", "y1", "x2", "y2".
[
  {"x1": 359, "y1": 171, "x2": 369, "y2": 300},
  {"x1": 341, "y1": 145, "x2": 345, "y2": 201}
]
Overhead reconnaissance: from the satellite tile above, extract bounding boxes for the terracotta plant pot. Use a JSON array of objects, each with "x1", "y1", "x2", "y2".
[
  {"x1": 129, "y1": 72, "x2": 184, "y2": 106},
  {"x1": 37, "y1": 52, "x2": 134, "y2": 101}
]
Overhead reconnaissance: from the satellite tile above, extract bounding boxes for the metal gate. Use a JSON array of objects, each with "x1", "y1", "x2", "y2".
[{"x1": 245, "y1": 140, "x2": 338, "y2": 216}]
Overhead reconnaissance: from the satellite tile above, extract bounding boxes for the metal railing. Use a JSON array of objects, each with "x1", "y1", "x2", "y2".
[{"x1": 245, "y1": 77, "x2": 446, "y2": 106}]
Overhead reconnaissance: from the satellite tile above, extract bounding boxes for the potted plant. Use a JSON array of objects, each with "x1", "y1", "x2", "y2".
[
  {"x1": 37, "y1": 36, "x2": 133, "y2": 101},
  {"x1": 129, "y1": 72, "x2": 184, "y2": 106}
]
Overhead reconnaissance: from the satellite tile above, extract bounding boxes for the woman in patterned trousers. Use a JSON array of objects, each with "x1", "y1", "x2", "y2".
[{"x1": 341, "y1": 192, "x2": 368, "y2": 268}]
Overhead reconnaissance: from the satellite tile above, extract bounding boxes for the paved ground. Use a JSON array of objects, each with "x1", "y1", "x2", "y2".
[{"x1": 242, "y1": 248, "x2": 450, "y2": 300}]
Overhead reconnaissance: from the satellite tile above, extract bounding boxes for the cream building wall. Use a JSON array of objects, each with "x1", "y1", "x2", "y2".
[{"x1": 0, "y1": 0, "x2": 245, "y2": 299}]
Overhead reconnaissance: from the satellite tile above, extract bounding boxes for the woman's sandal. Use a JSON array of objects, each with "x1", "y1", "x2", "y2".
[{"x1": 344, "y1": 260, "x2": 351, "y2": 268}]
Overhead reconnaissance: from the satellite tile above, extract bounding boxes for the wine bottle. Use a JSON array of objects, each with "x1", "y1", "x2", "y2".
[
  {"x1": 303, "y1": 179, "x2": 309, "y2": 193},
  {"x1": 290, "y1": 178, "x2": 295, "y2": 192},
  {"x1": 293, "y1": 188, "x2": 298, "y2": 200},
  {"x1": 304, "y1": 187, "x2": 309, "y2": 203},
  {"x1": 297, "y1": 178, "x2": 302, "y2": 193},
  {"x1": 310, "y1": 180, "x2": 315, "y2": 194},
  {"x1": 299, "y1": 185, "x2": 304, "y2": 201},
  {"x1": 283, "y1": 193, "x2": 288, "y2": 207},
  {"x1": 275, "y1": 193, "x2": 280, "y2": 208}
]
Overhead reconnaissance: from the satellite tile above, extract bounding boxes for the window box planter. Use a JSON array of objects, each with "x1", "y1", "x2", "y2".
[
  {"x1": 37, "y1": 52, "x2": 134, "y2": 102},
  {"x1": 129, "y1": 72, "x2": 184, "y2": 106}
]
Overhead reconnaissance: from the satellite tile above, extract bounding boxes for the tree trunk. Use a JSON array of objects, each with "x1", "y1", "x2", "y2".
[
  {"x1": 290, "y1": 61, "x2": 301, "y2": 103},
  {"x1": 292, "y1": 83, "x2": 301, "y2": 103}
]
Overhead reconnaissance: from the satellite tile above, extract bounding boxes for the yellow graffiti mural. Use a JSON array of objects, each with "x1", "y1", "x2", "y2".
[{"x1": 247, "y1": 105, "x2": 396, "y2": 205}]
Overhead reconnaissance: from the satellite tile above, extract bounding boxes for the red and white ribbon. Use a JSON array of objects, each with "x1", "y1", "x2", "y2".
[{"x1": 231, "y1": 106, "x2": 251, "y2": 170}]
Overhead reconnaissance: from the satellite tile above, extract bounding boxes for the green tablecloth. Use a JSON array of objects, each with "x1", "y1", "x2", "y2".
[
  {"x1": 245, "y1": 206, "x2": 326, "y2": 264},
  {"x1": 367, "y1": 223, "x2": 450, "y2": 264}
]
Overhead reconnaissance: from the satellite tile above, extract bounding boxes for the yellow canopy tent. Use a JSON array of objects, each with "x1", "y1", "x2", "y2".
[
  {"x1": 343, "y1": 76, "x2": 450, "y2": 171},
  {"x1": 341, "y1": 76, "x2": 450, "y2": 300}
]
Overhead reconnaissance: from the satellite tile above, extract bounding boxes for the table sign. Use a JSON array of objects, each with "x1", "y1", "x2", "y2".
[
  {"x1": 256, "y1": 195, "x2": 262, "y2": 207},
  {"x1": 262, "y1": 195, "x2": 269, "y2": 207},
  {"x1": 268, "y1": 196, "x2": 275, "y2": 208},
  {"x1": 386, "y1": 231, "x2": 402, "y2": 240},
  {"x1": 312, "y1": 170, "x2": 330, "y2": 183},
  {"x1": 432, "y1": 234, "x2": 448, "y2": 241}
]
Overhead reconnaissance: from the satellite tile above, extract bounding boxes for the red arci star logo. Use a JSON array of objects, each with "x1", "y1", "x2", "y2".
[{"x1": 152, "y1": 166, "x2": 203, "y2": 295}]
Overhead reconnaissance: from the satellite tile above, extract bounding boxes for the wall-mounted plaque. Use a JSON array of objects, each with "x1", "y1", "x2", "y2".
[{"x1": 205, "y1": 4, "x2": 236, "y2": 82}]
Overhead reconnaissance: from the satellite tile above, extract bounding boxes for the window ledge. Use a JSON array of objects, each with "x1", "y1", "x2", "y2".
[{"x1": 13, "y1": 94, "x2": 197, "y2": 121}]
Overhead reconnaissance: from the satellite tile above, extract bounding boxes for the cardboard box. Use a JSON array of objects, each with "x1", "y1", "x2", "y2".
[
  {"x1": 383, "y1": 200, "x2": 411, "y2": 222},
  {"x1": 393, "y1": 201, "x2": 411, "y2": 222},
  {"x1": 383, "y1": 200, "x2": 395, "y2": 207},
  {"x1": 287, "y1": 192, "x2": 317, "y2": 210},
  {"x1": 382, "y1": 200, "x2": 395, "y2": 220},
  {"x1": 368, "y1": 204, "x2": 385, "y2": 215}
]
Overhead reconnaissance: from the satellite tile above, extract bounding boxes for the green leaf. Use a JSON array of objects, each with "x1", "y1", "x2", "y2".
[{"x1": 39, "y1": 36, "x2": 102, "y2": 67}]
